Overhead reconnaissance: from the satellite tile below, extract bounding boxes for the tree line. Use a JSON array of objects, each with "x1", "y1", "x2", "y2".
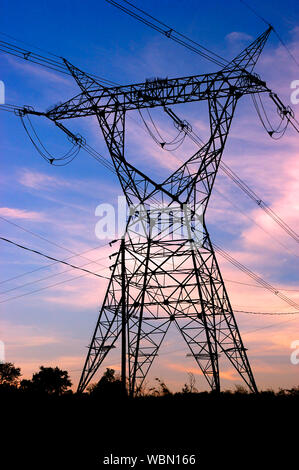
[{"x1": 1, "y1": 361, "x2": 299, "y2": 398}]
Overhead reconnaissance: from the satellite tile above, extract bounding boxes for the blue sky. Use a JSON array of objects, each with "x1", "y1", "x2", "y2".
[{"x1": 1, "y1": 0, "x2": 299, "y2": 392}]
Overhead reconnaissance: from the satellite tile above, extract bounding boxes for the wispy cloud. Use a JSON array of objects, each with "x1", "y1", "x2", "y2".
[
  {"x1": 5, "y1": 55, "x2": 70, "y2": 86},
  {"x1": 0, "y1": 207, "x2": 44, "y2": 221},
  {"x1": 18, "y1": 169, "x2": 71, "y2": 191},
  {"x1": 226, "y1": 31, "x2": 253, "y2": 43}
]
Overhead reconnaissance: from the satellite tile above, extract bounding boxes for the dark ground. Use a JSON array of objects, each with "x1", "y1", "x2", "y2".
[{"x1": 2, "y1": 389, "x2": 298, "y2": 468}]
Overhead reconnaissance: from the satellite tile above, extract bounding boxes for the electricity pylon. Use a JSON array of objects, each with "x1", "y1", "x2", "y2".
[{"x1": 35, "y1": 28, "x2": 274, "y2": 394}]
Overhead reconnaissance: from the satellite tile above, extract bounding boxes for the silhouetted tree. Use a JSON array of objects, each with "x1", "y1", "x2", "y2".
[
  {"x1": 149, "y1": 377, "x2": 172, "y2": 396},
  {"x1": 20, "y1": 366, "x2": 72, "y2": 395},
  {"x1": 88, "y1": 368, "x2": 123, "y2": 397},
  {"x1": 234, "y1": 384, "x2": 249, "y2": 394},
  {"x1": 181, "y1": 372, "x2": 198, "y2": 394},
  {"x1": 19, "y1": 379, "x2": 34, "y2": 392},
  {"x1": 0, "y1": 362, "x2": 21, "y2": 387},
  {"x1": 278, "y1": 386, "x2": 299, "y2": 396}
]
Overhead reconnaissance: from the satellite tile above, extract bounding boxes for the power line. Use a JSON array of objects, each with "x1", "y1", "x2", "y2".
[
  {"x1": 212, "y1": 187, "x2": 299, "y2": 261},
  {"x1": 219, "y1": 161, "x2": 299, "y2": 244},
  {"x1": 214, "y1": 242, "x2": 299, "y2": 310},
  {"x1": 2, "y1": 27, "x2": 299, "y2": 322},
  {"x1": 2, "y1": 33, "x2": 299, "y2": 247},
  {"x1": 272, "y1": 28, "x2": 299, "y2": 69},
  {"x1": 239, "y1": 0, "x2": 299, "y2": 69},
  {"x1": 0, "y1": 242, "x2": 110, "y2": 286},
  {"x1": 0, "y1": 215, "x2": 109, "y2": 269},
  {"x1": 105, "y1": 0, "x2": 228, "y2": 67},
  {"x1": 235, "y1": 309, "x2": 299, "y2": 315},
  {"x1": 0, "y1": 272, "x2": 96, "y2": 304},
  {"x1": 0, "y1": 35, "x2": 118, "y2": 86},
  {"x1": 242, "y1": 316, "x2": 298, "y2": 336},
  {"x1": 1, "y1": 231, "x2": 298, "y2": 314},
  {"x1": 160, "y1": 107, "x2": 299, "y2": 244},
  {"x1": 224, "y1": 278, "x2": 299, "y2": 292},
  {"x1": 0, "y1": 31, "x2": 63, "y2": 59},
  {"x1": 1, "y1": 260, "x2": 297, "y2": 318},
  {"x1": 239, "y1": 0, "x2": 271, "y2": 27},
  {"x1": 0, "y1": 254, "x2": 110, "y2": 296},
  {"x1": 0, "y1": 236, "x2": 110, "y2": 280}
]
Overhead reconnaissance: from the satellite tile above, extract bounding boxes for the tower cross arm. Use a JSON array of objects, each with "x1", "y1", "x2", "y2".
[{"x1": 44, "y1": 70, "x2": 269, "y2": 120}]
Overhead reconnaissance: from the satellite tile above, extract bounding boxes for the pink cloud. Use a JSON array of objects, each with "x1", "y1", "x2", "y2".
[
  {"x1": 18, "y1": 169, "x2": 69, "y2": 191},
  {"x1": 226, "y1": 31, "x2": 253, "y2": 42},
  {"x1": 0, "y1": 207, "x2": 44, "y2": 221},
  {"x1": 5, "y1": 55, "x2": 70, "y2": 86},
  {"x1": 2, "y1": 30, "x2": 299, "y2": 394}
]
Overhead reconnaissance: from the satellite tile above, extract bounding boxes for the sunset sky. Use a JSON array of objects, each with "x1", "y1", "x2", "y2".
[{"x1": 1, "y1": 0, "x2": 299, "y2": 392}]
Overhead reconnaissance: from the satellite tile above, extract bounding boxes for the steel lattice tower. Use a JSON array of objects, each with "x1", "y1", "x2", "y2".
[{"x1": 35, "y1": 28, "x2": 273, "y2": 394}]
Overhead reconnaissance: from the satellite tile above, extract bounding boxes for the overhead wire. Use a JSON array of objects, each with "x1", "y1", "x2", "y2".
[
  {"x1": 1, "y1": 224, "x2": 298, "y2": 314},
  {"x1": 140, "y1": 105, "x2": 299, "y2": 245},
  {"x1": 272, "y1": 28, "x2": 299, "y2": 69},
  {"x1": 0, "y1": 254, "x2": 110, "y2": 296},
  {"x1": 0, "y1": 242, "x2": 112, "y2": 286},
  {"x1": 213, "y1": 242, "x2": 299, "y2": 311},
  {"x1": 105, "y1": 0, "x2": 228, "y2": 67},
  {"x1": 1, "y1": 22, "x2": 298, "y2": 316},
  {"x1": 239, "y1": 0, "x2": 299, "y2": 69},
  {"x1": 224, "y1": 278, "x2": 299, "y2": 292},
  {"x1": 239, "y1": 0, "x2": 271, "y2": 27},
  {"x1": 0, "y1": 272, "x2": 98, "y2": 304},
  {"x1": 0, "y1": 236, "x2": 110, "y2": 280},
  {"x1": 0, "y1": 31, "x2": 62, "y2": 58},
  {"x1": 251, "y1": 93, "x2": 289, "y2": 139},
  {"x1": 235, "y1": 309, "x2": 299, "y2": 315},
  {"x1": 212, "y1": 187, "x2": 299, "y2": 261},
  {"x1": 242, "y1": 316, "x2": 298, "y2": 335},
  {"x1": 138, "y1": 108, "x2": 187, "y2": 150},
  {"x1": 20, "y1": 113, "x2": 81, "y2": 166},
  {"x1": 219, "y1": 160, "x2": 299, "y2": 244},
  {"x1": 1, "y1": 28, "x2": 298, "y2": 244},
  {"x1": 0, "y1": 35, "x2": 118, "y2": 86},
  {"x1": 0, "y1": 214, "x2": 111, "y2": 270}
]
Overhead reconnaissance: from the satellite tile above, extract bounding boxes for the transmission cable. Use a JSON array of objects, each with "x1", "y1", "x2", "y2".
[
  {"x1": 213, "y1": 242, "x2": 299, "y2": 310},
  {"x1": 0, "y1": 35, "x2": 118, "y2": 86},
  {"x1": 20, "y1": 113, "x2": 81, "y2": 166},
  {"x1": 1, "y1": 40, "x2": 298, "y2": 310},
  {"x1": 235, "y1": 309, "x2": 299, "y2": 315},
  {"x1": 1, "y1": 235, "x2": 298, "y2": 316},
  {"x1": 0, "y1": 214, "x2": 111, "y2": 270},
  {"x1": 105, "y1": 0, "x2": 228, "y2": 67},
  {"x1": 0, "y1": 272, "x2": 97, "y2": 305},
  {"x1": 251, "y1": 93, "x2": 289, "y2": 139},
  {"x1": 0, "y1": 236, "x2": 110, "y2": 279},
  {"x1": 0, "y1": 241, "x2": 113, "y2": 286},
  {"x1": 158, "y1": 107, "x2": 299, "y2": 244},
  {"x1": 2, "y1": 32, "x2": 298, "y2": 242},
  {"x1": 138, "y1": 109, "x2": 187, "y2": 151},
  {"x1": 0, "y1": 254, "x2": 110, "y2": 296},
  {"x1": 239, "y1": 0, "x2": 299, "y2": 69},
  {"x1": 224, "y1": 278, "x2": 299, "y2": 292}
]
